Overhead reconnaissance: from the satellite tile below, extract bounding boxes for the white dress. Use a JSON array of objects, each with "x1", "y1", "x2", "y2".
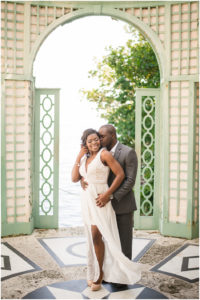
[{"x1": 79, "y1": 148, "x2": 143, "y2": 284}]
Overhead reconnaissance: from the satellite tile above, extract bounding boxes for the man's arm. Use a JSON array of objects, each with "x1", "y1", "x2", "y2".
[{"x1": 113, "y1": 149, "x2": 138, "y2": 201}]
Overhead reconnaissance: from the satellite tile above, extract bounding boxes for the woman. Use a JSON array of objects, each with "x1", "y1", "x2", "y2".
[{"x1": 71, "y1": 128, "x2": 143, "y2": 291}]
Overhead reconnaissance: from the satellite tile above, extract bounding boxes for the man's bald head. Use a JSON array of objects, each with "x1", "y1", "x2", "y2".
[
  {"x1": 99, "y1": 124, "x2": 117, "y2": 150},
  {"x1": 99, "y1": 124, "x2": 117, "y2": 137}
]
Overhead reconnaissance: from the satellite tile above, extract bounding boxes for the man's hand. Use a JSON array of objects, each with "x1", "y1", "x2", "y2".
[
  {"x1": 96, "y1": 193, "x2": 111, "y2": 207},
  {"x1": 80, "y1": 177, "x2": 88, "y2": 190}
]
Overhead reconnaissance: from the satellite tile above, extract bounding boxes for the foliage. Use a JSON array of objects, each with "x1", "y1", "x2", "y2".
[{"x1": 81, "y1": 27, "x2": 160, "y2": 147}]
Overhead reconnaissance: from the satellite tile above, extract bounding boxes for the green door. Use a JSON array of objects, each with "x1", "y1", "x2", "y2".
[
  {"x1": 134, "y1": 88, "x2": 160, "y2": 230},
  {"x1": 34, "y1": 89, "x2": 60, "y2": 229}
]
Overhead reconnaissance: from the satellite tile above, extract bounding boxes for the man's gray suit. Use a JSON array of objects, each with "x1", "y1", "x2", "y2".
[{"x1": 108, "y1": 142, "x2": 138, "y2": 259}]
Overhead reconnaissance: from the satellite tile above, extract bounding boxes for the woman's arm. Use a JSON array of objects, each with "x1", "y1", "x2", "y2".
[
  {"x1": 71, "y1": 146, "x2": 88, "y2": 182},
  {"x1": 96, "y1": 150, "x2": 125, "y2": 207}
]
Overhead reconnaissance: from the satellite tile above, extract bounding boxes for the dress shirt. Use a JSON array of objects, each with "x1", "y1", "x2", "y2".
[
  {"x1": 110, "y1": 141, "x2": 119, "y2": 156},
  {"x1": 109, "y1": 141, "x2": 119, "y2": 200}
]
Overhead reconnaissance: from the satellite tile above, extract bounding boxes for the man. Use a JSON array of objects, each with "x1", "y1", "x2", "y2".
[
  {"x1": 97, "y1": 124, "x2": 138, "y2": 260},
  {"x1": 82, "y1": 124, "x2": 138, "y2": 260}
]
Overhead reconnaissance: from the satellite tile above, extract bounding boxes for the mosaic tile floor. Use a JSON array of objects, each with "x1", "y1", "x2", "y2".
[
  {"x1": 38, "y1": 237, "x2": 156, "y2": 267},
  {"x1": 23, "y1": 279, "x2": 168, "y2": 299},
  {"x1": 151, "y1": 243, "x2": 199, "y2": 283},
  {"x1": 1, "y1": 242, "x2": 41, "y2": 281},
  {"x1": 1, "y1": 238, "x2": 199, "y2": 299}
]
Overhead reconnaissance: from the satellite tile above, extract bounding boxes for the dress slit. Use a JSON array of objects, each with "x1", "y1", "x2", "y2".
[
  {"x1": 90, "y1": 224, "x2": 104, "y2": 282},
  {"x1": 79, "y1": 148, "x2": 144, "y2": 284}
]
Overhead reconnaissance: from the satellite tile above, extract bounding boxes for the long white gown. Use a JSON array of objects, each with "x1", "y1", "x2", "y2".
[{"x1": 79, "y1": 148, "x2": 143, "y2": 284}]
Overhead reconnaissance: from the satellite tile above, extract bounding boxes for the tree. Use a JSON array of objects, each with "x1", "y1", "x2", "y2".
[{"x1": 81, "y1": 28, "x2": 160, "y2": 147}]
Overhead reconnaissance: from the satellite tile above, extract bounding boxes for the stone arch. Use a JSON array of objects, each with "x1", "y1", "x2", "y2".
[{"x1": 28, "y1": 7, "x2": 166, "y2": 82}]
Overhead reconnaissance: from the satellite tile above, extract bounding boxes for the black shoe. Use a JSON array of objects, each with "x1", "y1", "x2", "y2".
[
  {"x1": 102, "y1": 280, "x2": 109, "y2": 284},
  {"x1": 112, "y1": 283, "x2": 127, "y2": 288}
]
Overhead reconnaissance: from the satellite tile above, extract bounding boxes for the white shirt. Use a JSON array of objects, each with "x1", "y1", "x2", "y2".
[
  {"x1": 110, "y1": 141, "x2": 119, "y2": 156},
  {"x1": 109, "y1": 141, "x2": 119, "y2": 200}
]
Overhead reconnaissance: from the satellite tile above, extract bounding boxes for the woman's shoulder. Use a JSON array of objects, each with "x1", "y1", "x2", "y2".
[
  {"x1": 99, "y1": 147, "x2": 109, "y2": 155},
  {"x1": 99, "y1": 148, "x2": 112, "y2": 161}
]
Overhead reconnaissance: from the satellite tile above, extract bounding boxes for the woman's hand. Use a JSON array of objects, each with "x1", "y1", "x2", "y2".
[{"x1": 78, "y1": 145, "x2": 88, "y2": 159}]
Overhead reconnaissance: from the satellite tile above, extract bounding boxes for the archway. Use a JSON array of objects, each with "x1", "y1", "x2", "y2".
[
  {"x1": 1, "y1": 1, "x2": 198, "y2": 239},
  {"x1": 33, "y1": 16, "x2": 130, "y2": 227},
  {"x1": 32, "y1": 10, "x2": 163, "y2": 230},
  {"x1": 28, "y1": 7, "x2": 166, "y2": 80}
]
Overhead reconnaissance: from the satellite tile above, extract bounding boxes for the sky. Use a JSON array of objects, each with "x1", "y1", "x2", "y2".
[
  {"x1": 33, "y1": 16, "x2": 135, "y2": 163},
  {"x1": 33, "y1": 16, "x2": 139, "y2": 227},
  {"x1": 33, "y1": 16, "x2": 137, "y2": 225}
]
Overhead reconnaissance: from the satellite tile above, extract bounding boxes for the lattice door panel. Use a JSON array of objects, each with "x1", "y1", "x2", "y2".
[
  {"x1": 34, "y1": 89, "x2": 59, "y2": 228},
  {"x1": 134, "y1": 89, "x2": 160, "y2": 230}
]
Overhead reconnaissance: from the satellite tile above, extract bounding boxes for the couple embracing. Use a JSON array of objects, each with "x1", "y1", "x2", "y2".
[{"x1": 71, "y1": 124, "x2": 144, "y2": 291}]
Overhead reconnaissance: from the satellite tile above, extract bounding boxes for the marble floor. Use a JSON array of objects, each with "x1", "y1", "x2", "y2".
[
  {"x1": 151, "y1": 243, "x2": 199, "y2": 283},
  {"x1": 23, "y1": 279, "x2": 168, "y2": 299},
  {"x1": 1, "y1": 237, "x2": 199, "y2": 299},
  {"x1": 1, "y1": 242, "x2": 41, "y2": 281},
  {"x1": 38, "y1": 237, "x2": 156, "y2": 267}
]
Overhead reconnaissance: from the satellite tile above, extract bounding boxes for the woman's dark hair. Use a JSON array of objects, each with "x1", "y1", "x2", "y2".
[{"x1": 81, "y1": 128, "x2": 100, "y2": 147}]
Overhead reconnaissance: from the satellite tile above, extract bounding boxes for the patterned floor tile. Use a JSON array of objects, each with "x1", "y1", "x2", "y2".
[
  {"x1": 151, "y1": 243, "x2": 199, "y2": 282},
  {"x1": 39, "y1": 237, "x2": 86, "y2": 267},
  {"x1": 82, "y1": 285, "x2": 110, "y2": 299},
  {"x1": 23, "y1": 279, "x2": 168, "y2": 299},
  {"x1": 108, "y1": 286, "x2": 144, "y2": 299},
  {"x1": 38, "y1": 237, "x2": 155, "y2": 267},
  {"x1": 1, "y1": 242, "x2": 41, "y2": 281}
]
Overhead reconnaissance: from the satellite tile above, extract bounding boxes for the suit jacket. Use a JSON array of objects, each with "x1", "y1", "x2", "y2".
[{"x1": 108, "y1": 142, "x2": 138, "y2": 215}]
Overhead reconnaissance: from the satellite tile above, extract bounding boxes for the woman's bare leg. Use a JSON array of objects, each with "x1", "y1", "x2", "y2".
[{"x1": 91, "y1": 225, "x2": 104, "y2": 284}]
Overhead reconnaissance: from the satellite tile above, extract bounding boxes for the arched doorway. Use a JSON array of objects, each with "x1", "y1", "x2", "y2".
[
  {"x1": 33, "y1": 16, "x2": 134, "y2": 228},
  {"x1": 31, "y1": 10, "x2": 164, "y2": 231},
  {"x1": 3, "y1": 1, "x2": 198, "y2": 239},
  {"x1": 28, "y1": 7, "x2": 166, "y2": 79}
]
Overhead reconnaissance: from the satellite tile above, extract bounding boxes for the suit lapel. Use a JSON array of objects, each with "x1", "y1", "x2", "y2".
[
  {"x1": 108, "y1": 143, "x2": 122, "y2": 184},
  {"x1": 114, "y1": 143, "x2": 122, "y2": 161}
]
